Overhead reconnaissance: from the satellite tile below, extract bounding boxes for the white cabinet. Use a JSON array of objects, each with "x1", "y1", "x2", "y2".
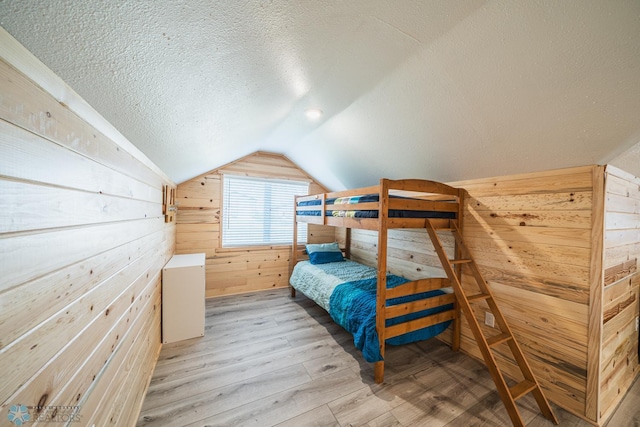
[{"x1": 162, "y1": 253, "x2": 205, "y2": 344}]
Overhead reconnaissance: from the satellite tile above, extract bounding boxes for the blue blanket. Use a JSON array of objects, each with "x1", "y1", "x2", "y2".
[{"x1": 329, "y1": 274, "x2": 453, "y2": 362}]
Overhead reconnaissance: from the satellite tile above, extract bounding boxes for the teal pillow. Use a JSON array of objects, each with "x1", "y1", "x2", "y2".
[{"x1": 306, "y1": 242, "x2": 345, "y2": 264}]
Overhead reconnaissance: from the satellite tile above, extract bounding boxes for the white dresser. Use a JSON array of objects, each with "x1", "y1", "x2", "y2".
[{"x1": 162, "y1": 253, "x2": 205, "y2": 344}]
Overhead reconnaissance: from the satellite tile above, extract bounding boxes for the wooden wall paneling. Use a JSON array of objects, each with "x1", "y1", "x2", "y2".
[
  {"x1": 598, "y1": 165, "x2": 640, "y2": 423},
  {"x1": 0, "y1": 33, "x2": 173, "y2": 426},
  {"x1": 476, "y1": 263, "x2": 590, "y2": 305},
  {"x1": 1, "y1": 216, "x2": 164, "y2": 294},
  {"x1": 106, "y1": 284, "x2": 162, "y2": 427},
  {"x1": 600, "y1": 285, "x2": 638, "y2": 420},
  {"x1": 491, "y1": 282, "x2": 589, "y2": 351},
  {"x1": 210, "y1": 266, "x2": 290, "y2": 288},
  {"x1": 308, "y1": 224, "x2": 336, "y2": 244},
  {"x1": 465, "y1": 191, "x2": 593, "y2": 213},
  {"x1": 0, "y1": 223, "x2": 169, "y2": 408},
  {"x1": 1, "y1": 258, "x2": 165, "y2": 416},
  {"x1": 606, "y1": 212, "x2": 640, "y2": 231},
  {"x1": 387, "y1": 228, "x2": 440, "y2": 256},
  {"x1": 177, "y1": 175, "x2": 221, "y2": 198},
  {"x1": 603, "y1": 275, "x2": 639, "y2": 321},
  {"x1": 175, "y1": 174, "x2": 219, "y2": 277},
  {"x1": 176, "y1": 232, "x2": 218, "y2": 257},
  {"x1": 604, "y1": 258, "x2": 637, "y2": 286},
  {"x1": 606, "y1": 172, "x2": 640, "y2": 200},
  {"x1": 174, "y1": 174, "x2": 219, "y2": 260},
  {"x1": 77, "y1": 273, "x2": 160, "y2": 423},
  {"x1": 114, "y1": 306, "x2": 162, "y2": 427},
  {"x1": 466, "y1": 207, "x2": 592, "y2": 229},
  {"x1": 386, "y1": 248, "x2": 442, "y2": 274},
  {"x1": 605, "y1": 193, "x2": 640, "y2": 218},
  {"x1": 350, "y1": 246, "x2": 377, "y2": 267},
  {"x1": 462, "y1": 223, "x2": 592, "y2": 248},
  {"x1": 206, "y1": 283, "x2": 277, "y2": 299},
  {"x1": 0, "y1": 228, "x2": 166, "y2": 352},
  {"x1": 176, "y1": 152, "x2": 334, "y2": 298},
  {"x1": 218, "y1": 152, "x2": 314, "y2": 182},
  {"x1": 606, "y1": 228, "x2": 640, "y2": 249},
  {"x1": 0, "y1": 179, "x2": 161, "y2": 234},
  {"x1": 176, "y1": 210, "x2": 219, "y2": 225},
  {"x1": 176, "y1": 223, "x2": 219, "y2": 234},
  {"x1": 0, "y1": 120, "x2": 161, "y2": 203},
  {"x1": 176, "y1": 195, "x2": 218, "y2": 209},
  {"x1": 464, "y1": 237, "x2": 591, "y2": 270},
  {"x1": 462, "y1": 240, "x2": 590, "y2": 290},
  {"x1": 79, "y1": 283, "x2": 162, "y2": 426},
  {"x1": 453, "y1": 165, "x2": 595, "y2": 197},
  {"x1": 206, "y1": 250, "x2": 291, "y2": 290},
  {"x1": 442, "y1": 166, "x2": 597, "y2": 421}
]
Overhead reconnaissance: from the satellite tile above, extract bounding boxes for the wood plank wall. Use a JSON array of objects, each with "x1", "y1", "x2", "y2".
[
  {"x1": 176, "y1": 152, "x2": 334, "y2": 297},
  {"x1": 453, "y1": 166, "x2": 598, "y2": 421},
  {"x1": 349, "y1": 166, "x2": 603, "y2": 422},
  {"x1": 600, "y1": 165, "x2": 640, "y2": 423},
  {"x1": 0, "y1": 29, "x2": 174, "y2": 426}
]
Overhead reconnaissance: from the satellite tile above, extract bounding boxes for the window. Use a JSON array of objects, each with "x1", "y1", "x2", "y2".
[{"x1": 222, "y1": 175, "x2": 308, "y2": 247}]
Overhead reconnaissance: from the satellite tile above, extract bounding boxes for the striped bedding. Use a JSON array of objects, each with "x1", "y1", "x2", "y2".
[{"x1": 289, "y1": 259, "x2": 453, "y2": 362}]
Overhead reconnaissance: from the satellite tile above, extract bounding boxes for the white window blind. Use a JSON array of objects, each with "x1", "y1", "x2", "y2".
[{"x1": 222, "y1": 175, "x2": 308, "y2": 247}]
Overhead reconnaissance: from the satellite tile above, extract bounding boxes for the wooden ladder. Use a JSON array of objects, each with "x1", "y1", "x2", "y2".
[{"x1": 425, "y1": 219, "x2": 558, "y2": 427}]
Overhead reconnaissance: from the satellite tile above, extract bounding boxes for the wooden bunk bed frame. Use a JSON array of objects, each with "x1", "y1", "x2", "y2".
[
  {"x1": 292, "y1": 178, "x2": 464, "y2": 383},
  {"x1": 291, "y1": 178, "x2": 559, "y2": 427}
]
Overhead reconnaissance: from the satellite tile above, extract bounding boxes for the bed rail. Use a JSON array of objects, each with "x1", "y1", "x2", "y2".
[{"x1": 294, "y1": 178, "x2": 463, "y2": 230}]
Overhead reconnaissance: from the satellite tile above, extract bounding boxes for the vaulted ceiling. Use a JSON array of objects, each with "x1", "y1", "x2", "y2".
[{"x1": 1, "y1": 1, "x2": 639, "y2": 189}]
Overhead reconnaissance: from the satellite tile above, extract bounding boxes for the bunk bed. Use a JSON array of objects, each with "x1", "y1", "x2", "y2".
[{"x1": 290, "y1": 178, "x2": 465, "y2": 383}]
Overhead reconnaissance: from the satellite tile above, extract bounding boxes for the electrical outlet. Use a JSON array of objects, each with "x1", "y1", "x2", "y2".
[{"x1": 485, "y1": 312, "x2": 495, "y2": 328}]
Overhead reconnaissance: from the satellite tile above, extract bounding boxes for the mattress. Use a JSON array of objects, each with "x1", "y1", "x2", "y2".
[{"x1": 290, "y1": 259, "x2": 453, "y2": 362}]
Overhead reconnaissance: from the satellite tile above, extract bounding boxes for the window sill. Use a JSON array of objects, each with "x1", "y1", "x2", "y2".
[{"x1": 217, "y1": 244, "x2": 300, "y2": 253}]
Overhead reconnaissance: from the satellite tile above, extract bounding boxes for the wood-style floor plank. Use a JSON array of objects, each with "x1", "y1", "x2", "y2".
[
  {"x1": 137, "y1": 288, "x2": 637, "y2": 426},
  {"x1": 274, "y1": 405, "x2": 340, "y2": 427},
  {"x1": 139, "y1": 364, "x2": 312, "y2": 427},
  {"x1": 185, "y1": 368, "x2": 366, "y2": 426}
]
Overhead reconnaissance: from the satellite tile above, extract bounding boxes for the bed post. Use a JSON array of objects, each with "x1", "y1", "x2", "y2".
[
  {"x1": 451, "y1": 188, "x2": 466, "y2": 351},
  {"x1": 374, "y1": 178, "x2": 390, "y2": 383},
  {"x1": 291, "y1": 196, "x2": 298, "y2": 298},
  {"x1": 344, "y1": 228, "x2": 351, "y2": 259}
]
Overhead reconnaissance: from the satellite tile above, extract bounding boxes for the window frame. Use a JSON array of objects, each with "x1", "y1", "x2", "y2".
[{"x1": 220, "y1": 174, "x2": 309, "y2": 249}]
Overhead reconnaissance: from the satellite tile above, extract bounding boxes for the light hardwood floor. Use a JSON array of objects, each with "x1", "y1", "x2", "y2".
[{"x1": 137, "y1": 289, "x2": 639, "y2": 427}]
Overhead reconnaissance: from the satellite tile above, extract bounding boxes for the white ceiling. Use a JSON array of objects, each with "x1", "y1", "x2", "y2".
[{"x1": 1, "y1": 1, "x2": 639, "y2": 189}]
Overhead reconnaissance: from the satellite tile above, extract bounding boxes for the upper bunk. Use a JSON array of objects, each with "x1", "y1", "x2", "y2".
[{"x1": 295, "y1": 178, "x2": 465, "y2": 231}]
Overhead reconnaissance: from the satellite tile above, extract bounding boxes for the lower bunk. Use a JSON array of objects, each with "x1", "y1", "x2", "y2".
[{"x1": 289, "y1": 244, "x2": 458, "y2": 382}]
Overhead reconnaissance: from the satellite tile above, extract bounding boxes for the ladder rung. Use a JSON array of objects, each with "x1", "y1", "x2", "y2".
[
  {"x1": 425, "y1": 219, "x2": 558, "y2": 424},
  {"x1": 510, "y1": 380, "x2": 537, "y2": 401},
  {"x1": 467, "y1": 293, "x2": 491, "y2": 303},
  {"x1": 486, "y1": 333, "x2": 512, "y2": 347},
  {"x1": 449, "y1": 258, "x2": 472, "y2": 265}
]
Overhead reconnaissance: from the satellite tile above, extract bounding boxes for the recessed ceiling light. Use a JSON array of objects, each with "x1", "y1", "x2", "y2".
[{"x1": 305, "y1": 108, "x2": 323, "y2": 120}]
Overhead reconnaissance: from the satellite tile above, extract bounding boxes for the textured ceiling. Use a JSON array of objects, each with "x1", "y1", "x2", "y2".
[{"x1": 1, "y1": 0, "x2": 639, "y2": 188}]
